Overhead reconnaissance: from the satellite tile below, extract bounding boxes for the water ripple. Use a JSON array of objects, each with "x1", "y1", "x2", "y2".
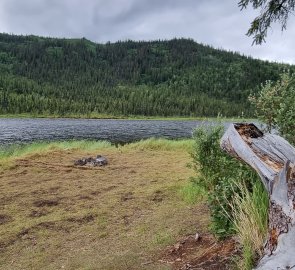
[{"x1": 0, "y1": 118, "x2": 231, "y2": 146}]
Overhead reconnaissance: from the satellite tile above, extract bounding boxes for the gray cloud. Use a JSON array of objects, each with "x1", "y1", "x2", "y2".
[{"x1": 0, "y1": 0, "x2": 294, "y2": 63}]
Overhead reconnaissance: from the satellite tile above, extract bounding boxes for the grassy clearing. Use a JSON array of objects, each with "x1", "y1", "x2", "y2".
[{"x1": 0, "y1": 139, "x2": 208, "y2": 270}]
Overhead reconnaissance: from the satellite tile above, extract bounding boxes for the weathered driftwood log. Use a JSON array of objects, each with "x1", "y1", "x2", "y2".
[{"x1": 221, "y1": 123, "x2": 295, "y2": 270}]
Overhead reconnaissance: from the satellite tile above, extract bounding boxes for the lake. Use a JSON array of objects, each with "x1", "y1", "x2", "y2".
[{"x1": 0, "y1": 118, "x2": 232, "y2": 146}]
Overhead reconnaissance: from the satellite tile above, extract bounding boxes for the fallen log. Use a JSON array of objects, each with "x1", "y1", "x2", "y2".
[{"x1": 220, "y1": 123, "x2": 295, "y2": 270}]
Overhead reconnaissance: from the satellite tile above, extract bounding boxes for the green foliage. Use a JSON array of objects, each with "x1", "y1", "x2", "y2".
[
  {"x1": 180, "y1": 180, "x2": 206, "y2": 204},
  {"x1": 191, "y1": 125, "x2": 260, "y2": 237},
  {"x1": 191, "y1": 125, "x2": 269, "y2": 266},
  {"x1": 0, "y1": 140, "x2": 113, "y2": 160},
  {"x1": 124, "y1": 138, "x2": 193, "y2": 151},
  {"x1": 152, "y1": 231, "x2": 174, "y2": 246},
  {"x1": 0, "y1": 33, "x2": 290, "y2": 117},
  {"x1": 250, "y1": 73, "x2": 295, "y2": 144},
  {"x1": 239, "y1": 0, "x2": 295, "y2": 44},
  {"x1": 249, "y1": 78, "x2": 282, "y2": 132}
]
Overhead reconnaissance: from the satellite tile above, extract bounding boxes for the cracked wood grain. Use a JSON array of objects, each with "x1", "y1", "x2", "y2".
[{"x1": 221, "y1": 123, "x2": 295, "y2": 270}]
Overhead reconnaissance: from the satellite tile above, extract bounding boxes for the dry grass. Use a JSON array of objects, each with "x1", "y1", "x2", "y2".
[{"x1": 0, "y1": 140, "x2": 209, "y2": 270}]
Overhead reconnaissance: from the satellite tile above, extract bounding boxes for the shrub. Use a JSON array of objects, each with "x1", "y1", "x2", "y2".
[
  {"x1": 191, "y1": 125, "x2": 260, "y2": 237},
  {"x1": 249, "y1": 72, "x2": 295, "y2": 144}
]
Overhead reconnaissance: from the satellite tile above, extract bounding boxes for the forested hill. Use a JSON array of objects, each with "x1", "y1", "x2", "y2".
[{"x1": 0, "y1": 33, "x2": 291, "y2": 117}]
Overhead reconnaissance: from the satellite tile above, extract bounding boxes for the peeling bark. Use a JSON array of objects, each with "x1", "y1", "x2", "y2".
[{"x1": 221, "y1": 123, "x2": 295, "y2": 270}]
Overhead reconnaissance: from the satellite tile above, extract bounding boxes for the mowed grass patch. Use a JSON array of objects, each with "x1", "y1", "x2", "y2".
[{"x1": 0, "y1": 139, "x2": 208, "y2": 270}]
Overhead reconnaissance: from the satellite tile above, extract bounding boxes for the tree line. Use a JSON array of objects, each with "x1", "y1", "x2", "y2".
[{"x1": 0, "y1": 33, "x2": 292, "y2": 117}]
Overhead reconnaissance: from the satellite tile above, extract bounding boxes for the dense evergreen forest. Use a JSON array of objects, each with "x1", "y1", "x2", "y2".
[{"x1": 0, "y1": 33, "x2": 291, "y2": 117}]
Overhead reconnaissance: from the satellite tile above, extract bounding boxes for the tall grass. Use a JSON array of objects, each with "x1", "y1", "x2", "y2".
[
  {"x1": 0, "y1": 140, "x2": 113, "y2": 160},
  {"x1": 0, "y1": 138, "x2": 192, "y2": 161},
  {"x1": 123, "y1": 138, "x2": 193, "y2": 151},
  {"x1": 228, "y1": 181, "x2": 268, "y2": 269}
]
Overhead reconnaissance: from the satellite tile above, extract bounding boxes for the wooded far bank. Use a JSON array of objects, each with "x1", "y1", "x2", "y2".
[{"x1": 0, "y1": 33, "x2": 292, "y2": 117}]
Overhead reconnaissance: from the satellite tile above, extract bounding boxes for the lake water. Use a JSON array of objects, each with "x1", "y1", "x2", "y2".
[{"x1": 0, "y1": 118, "x2": 232, "y2": 146}]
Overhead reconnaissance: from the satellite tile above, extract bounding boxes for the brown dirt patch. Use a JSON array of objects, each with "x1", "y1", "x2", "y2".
[
  {"x1": 66, "y1": 213, "x2": 96, "y2": 224},
  {"x1": 29, "y1": 209, "x2": 49, "y2": 218},
  {"x1": 33, "y1": 199, "x2": 59, "y2": 207},
  {"x1": 151, "y1": 190, "x2": 165, "y2": 202},
  {"x1": 0, "y1": 214, "x2": 13, "y2": 225},
  {"x1": 160, "y1": 234, "x2": 238, "y2": 270},
  {"x1": 121, "y1": 191, "x2": 134, "y2": 201}
]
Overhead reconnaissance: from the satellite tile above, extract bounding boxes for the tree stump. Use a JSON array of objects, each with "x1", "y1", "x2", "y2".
[{"x1": 220, "y1": 123, "x2": 295, "y2": 269}]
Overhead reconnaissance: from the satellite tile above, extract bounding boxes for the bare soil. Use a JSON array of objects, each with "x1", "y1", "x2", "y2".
[{"x1": 160, "y1": 234, "x2": 238, "y2": 270}]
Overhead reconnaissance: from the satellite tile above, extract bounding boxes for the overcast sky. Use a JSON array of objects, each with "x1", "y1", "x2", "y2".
[{"x1": 0, "y1": 0, "x2": 294, "y2": 64}]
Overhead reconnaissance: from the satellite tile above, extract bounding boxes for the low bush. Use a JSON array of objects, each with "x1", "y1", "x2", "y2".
[
  {"x1": 249, "y1": 72, "x2": 295, "y2": 144},
  {"x1": 191, "y1": 125, "x2": 260, "y2": 237},
  {"x1": 191, "y1": 124, "x2": 269, "y2": 268}
]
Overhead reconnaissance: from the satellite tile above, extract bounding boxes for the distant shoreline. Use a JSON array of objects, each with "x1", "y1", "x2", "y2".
[{"x1": 0, "y1": 113, "x2": 255, "y2": 122}]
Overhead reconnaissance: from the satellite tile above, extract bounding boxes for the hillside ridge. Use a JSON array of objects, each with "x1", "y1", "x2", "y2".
[{"x1": 0, "y1": 33, "x2": 291, "y2": 117}]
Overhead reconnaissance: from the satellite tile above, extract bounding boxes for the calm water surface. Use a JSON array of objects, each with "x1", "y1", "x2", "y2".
[{"x1": 0, "y1": 118, "x2": 231, "y2": 146}]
